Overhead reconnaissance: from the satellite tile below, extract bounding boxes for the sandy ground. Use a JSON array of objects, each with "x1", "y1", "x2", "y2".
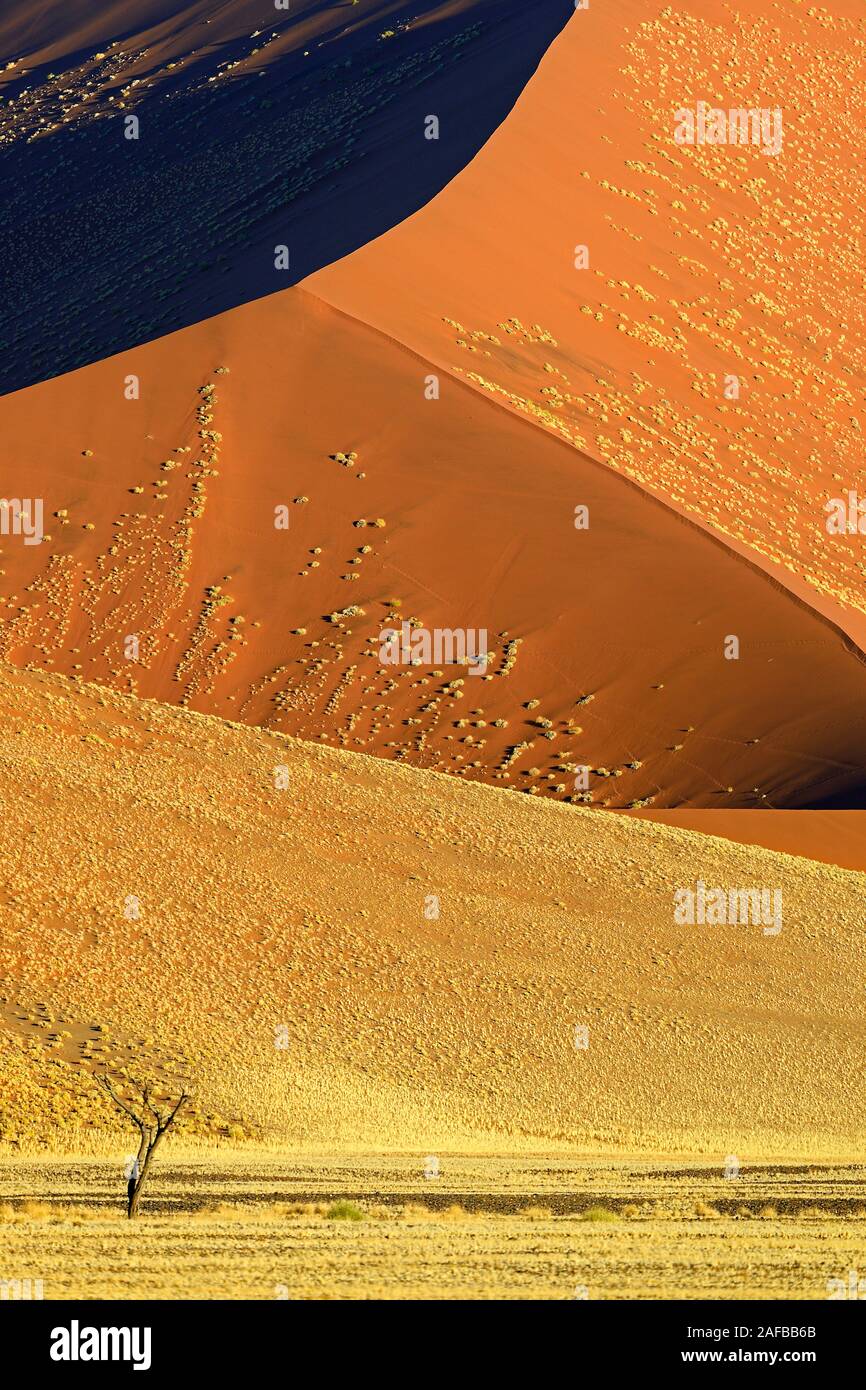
[{"x1": 2, "y1": 1154, "x2": 866, "y2": 1299}]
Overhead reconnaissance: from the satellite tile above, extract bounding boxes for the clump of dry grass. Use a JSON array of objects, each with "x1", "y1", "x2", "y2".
[
  {"x1": 398, "y1": 1203, "x2": 435, "y2": 1220},
  {"x1": 194, "y1": 1202, "x2": 265, "y2": 1221},
  {"x1": 326, "y1": 1200, "x2": 366, "y2": 1221},
  {"x1": 397, "y1": 1203, "x2": 470, "y2": 1222},
  {"x1": 193, "y1": 1201, "x2": 332, "y2": 1221},
  {"x1": 520, "y1": 1205, "x2": 553, "y2": 1220},
  {"x1": 580, "y1": 1205, "x2": 618, "y2": 1223},
  {"x1": 282, "y1": 1201, "x2": 330, "y2": 1218},
  {"x1": 693, "y1": 1200, "x2": 720, "y2": 1219},
  {"x1": 0, "y1": 1201, "x2": 105, "y2": 1224},
  {"x1": 427, "y1": 1204, "x2": 468, "y2": 1221}
]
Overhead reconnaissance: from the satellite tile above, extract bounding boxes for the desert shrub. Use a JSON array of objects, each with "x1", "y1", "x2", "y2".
[
  {"x1": 693, "y1": 1200, "x2": 720, "y2": 1219},
  {"x1": 439, "y1": 1204, "x2": 468, "y2": 1221},
  {"x1": 0, "y1": 1201, "x2": 103, "y2": 1223},
  {"x1": 326, "y1": 1200, "x2": 365, "y2": 1221},
  {"x1": 580, "y1": 1206, "x2": 618, "y2": 1222}
]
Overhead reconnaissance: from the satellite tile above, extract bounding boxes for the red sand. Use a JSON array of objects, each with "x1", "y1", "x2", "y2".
[
  {"x1": 1, "y1": 287, "x2": 865, "y2": 809},
  {"x1": 634, "y1": 811, "x2": 866, "y2": 875},
  {"x1": 2, "y1": 0, "x2": 865, "y2": 832},
  {"x1": 306, "y1": 0, "x2": 866, "y2": 650}
]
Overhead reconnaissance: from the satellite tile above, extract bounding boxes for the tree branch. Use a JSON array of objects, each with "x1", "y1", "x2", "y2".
[{"x1": 97, "y1": 1073, "x2": 148, "y2": 1138}]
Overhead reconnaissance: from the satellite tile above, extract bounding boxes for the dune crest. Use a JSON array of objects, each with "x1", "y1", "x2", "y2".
[{"x1": 0, "y1": 0, "x2": 573, "y2": 394}]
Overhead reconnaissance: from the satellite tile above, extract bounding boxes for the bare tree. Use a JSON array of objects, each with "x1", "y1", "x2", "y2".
[{"x1": 96, "y1": 1074, "x2": 189, "y2": 1219}]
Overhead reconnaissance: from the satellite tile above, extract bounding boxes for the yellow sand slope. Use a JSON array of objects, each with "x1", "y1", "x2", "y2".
[{"x1": 0, "y1": 660, "x2": 864, "y2": 1156}]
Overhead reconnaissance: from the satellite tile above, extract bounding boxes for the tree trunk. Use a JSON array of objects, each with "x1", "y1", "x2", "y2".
[
  {"x1": 128, "y1": 1159, "x2": 150, "y2": 1219},
  {"x1": 127, "y1": 1130, "x2": 166, "y2": 1219},
  {"x1": 127, "y1": 1133, "x2": 151, "y2": 1219}
]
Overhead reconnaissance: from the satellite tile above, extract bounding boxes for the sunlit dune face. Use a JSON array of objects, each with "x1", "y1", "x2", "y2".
[{"x1": 308, "y1": 1, "x2": 866, "y2": 638}]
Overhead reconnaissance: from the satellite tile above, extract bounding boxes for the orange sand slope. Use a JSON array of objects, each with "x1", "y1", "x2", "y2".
[
  {"x1": 1, "y1": 659, "x2": 865, "y2": 1156},
  {"x1": 2, "y1": 288, "x2": 866, "y2": 808},
  {"x1": 635, "y1": 811, "x2": 866, "y2": 876},
  {"x1": 306, "y1": 0, "x2": 866, "y2": 647}
]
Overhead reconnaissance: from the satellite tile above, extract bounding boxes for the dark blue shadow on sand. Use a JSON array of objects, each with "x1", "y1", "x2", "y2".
[{"x1": 0, "y1": 0, "x2": 574, "y2": 395}]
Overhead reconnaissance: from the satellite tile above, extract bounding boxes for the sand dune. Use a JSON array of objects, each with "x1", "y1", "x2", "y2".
[
  {"x1": 635, "y1": 810, "x2": 866, "y2": 876},
  {"x1": 306, "y1": 0, "x2": 866, "y2": 646},
  {"x1": 4, "y1": 2, "x2": 866, "y2": 1310},
  {"x1": 0, "y1": 0, "x2": 572, "y2": 393},
  {"x1": 1, "y1": 658, "x2": 865, "y2": 1157},
  {"x1": 2, "y1": 288, "x2": 866, "y2": 808},
  {"x1": 5, "y1": 0, "x2": 864, "y2": 816}
]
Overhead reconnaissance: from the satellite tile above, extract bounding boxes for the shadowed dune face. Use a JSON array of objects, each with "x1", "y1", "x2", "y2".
[
  {"x1": 306, "y1": 0, "x2": 866, "y2": 646},
  {"x1": 1, "y1": 288, "x2": 866, "y2": 809},
  {"x1": 0, "y1": 0, "x2": 573, "y2": 395},
  {"x1": 1, "y1": 660, "x2": 865, "y2": 1154}
]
